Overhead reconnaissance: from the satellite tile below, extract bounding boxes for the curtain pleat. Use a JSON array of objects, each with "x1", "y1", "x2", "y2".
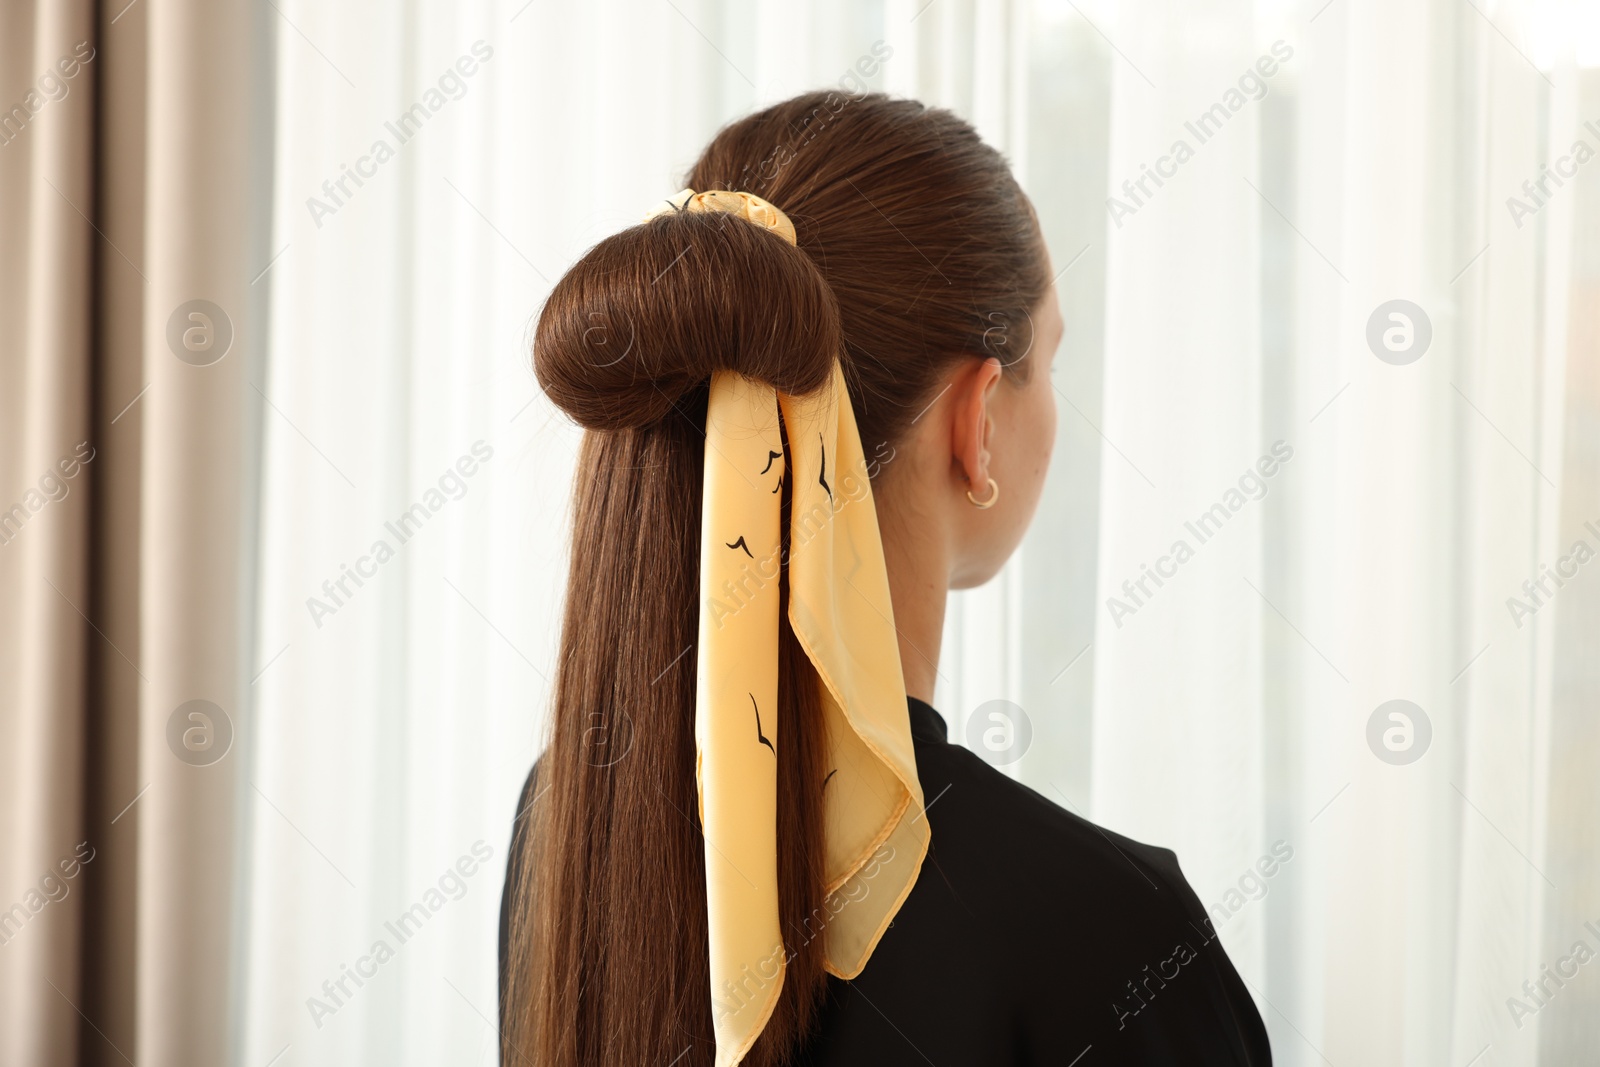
[
  {"x1": 81, "y1": 0, "x2": 147, "y2": 1062},
  {"x1": 0, "y1": 2, "x2": 97, "y2": 1064},
  {"x1": 1, "y1": 2, "x2": 261, "y2": 1064},
  {"x1": 136, "y1": 0, "x2": 257, "y2": 1061}
]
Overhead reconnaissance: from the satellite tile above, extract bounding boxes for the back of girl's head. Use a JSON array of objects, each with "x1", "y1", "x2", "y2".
[
  {"x1": 537, "y1": 92, "x2": 1047, "y2": 448},
  {"x1": 505, "y1": 92, "x2": 1046, "y2": 1067}
]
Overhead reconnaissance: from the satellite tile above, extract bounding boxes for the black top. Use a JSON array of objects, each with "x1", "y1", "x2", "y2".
[{"x1": 499, "y1": 698, "x2": 1272, "y2": 1065}]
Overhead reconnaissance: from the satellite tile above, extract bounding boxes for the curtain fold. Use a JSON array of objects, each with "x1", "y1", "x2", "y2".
[
  {"x1": 1, "y1": 1, "x2": 263, "y2": 1064},
  {"x1": 137, "y1": 0, "x2": 259, "y2": 1063},
  {"x1": 1091, "y1": 0, "x2": 1268, "y2": 987},
  {"x1": 0, "y1": 2, "x2": 96, "y2": 1063},
  {"x1": 81, "y1": 0, "x2": 147, "y2": 1060}
]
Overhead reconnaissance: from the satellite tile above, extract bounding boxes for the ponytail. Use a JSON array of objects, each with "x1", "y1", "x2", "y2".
[{"x1": 504, "y1": 209, "x2": 837, "y2": 1066}]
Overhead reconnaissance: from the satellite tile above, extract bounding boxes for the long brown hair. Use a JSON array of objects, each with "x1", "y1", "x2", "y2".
[{"x1": 503, "y1": 91, "x2": 1048, "y2": 1067}]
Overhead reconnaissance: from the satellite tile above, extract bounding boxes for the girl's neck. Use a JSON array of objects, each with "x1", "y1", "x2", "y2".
[{"x1": 874, "y1": 478, "x2": 949, "y2": 705}]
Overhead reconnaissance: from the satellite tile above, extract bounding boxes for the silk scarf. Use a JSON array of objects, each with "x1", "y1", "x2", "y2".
[{"x1": 646, "y1": 189, "x2": 930, "y2": 1067}]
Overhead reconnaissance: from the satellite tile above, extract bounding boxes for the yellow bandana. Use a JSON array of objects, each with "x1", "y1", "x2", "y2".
[{"x1": 646, "y1": 189, "x2": 930, "y2": 1067}]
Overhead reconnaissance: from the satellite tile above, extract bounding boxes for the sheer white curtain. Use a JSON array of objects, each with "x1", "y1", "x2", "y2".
[
  {"x1": 1067, "y1": 1, "x2": 1597, "y2": 1065},
  {"x1": 245, "y1": 0, "x2": 1597, "y2": 1064}
]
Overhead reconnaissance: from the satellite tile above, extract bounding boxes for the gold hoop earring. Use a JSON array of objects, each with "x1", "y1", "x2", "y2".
[{"x1": 966, "y1": 478, "x2": 1000, "y2": 510}]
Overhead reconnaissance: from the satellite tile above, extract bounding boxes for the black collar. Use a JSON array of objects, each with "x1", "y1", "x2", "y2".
[{"x1": 907, "y1": 697, "x2": 948, "y2": 744}]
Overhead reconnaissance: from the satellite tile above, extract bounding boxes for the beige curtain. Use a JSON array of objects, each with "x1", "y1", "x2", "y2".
[{"x1": 0, "y1": 1, "x2": 261, "y2": 1064}]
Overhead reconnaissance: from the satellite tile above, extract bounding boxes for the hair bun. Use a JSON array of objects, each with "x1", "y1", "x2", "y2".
[{"x1": 534, "y1": 211, "x2": 841, "y2": 431}]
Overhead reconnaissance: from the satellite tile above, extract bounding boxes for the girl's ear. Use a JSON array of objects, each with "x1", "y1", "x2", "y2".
[{"x1": 950, "y1": 357, "x2": 1002, "y2": 491}]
